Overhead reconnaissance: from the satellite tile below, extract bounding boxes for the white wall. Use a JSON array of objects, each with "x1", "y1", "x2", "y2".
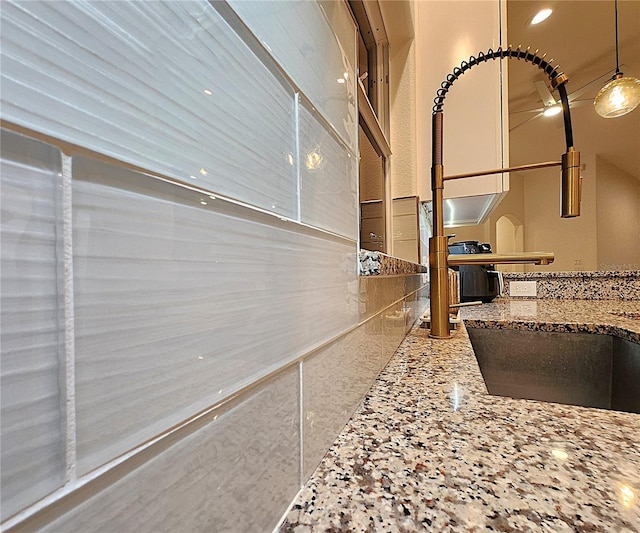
[
  {"x1": 451, "y1": 153, "x2": 640, "y2": 273},
  {"x1": 596, "y1": 156, "x2": 640, "y2": 271},
  {"x1": 385, "y1": 0, "x2": 417, "y2": 200},
  {"x1": 523, "y1": 154, "x2": 598, "y2": 272},
  {"x1": 450, "y1": 156, "x2": 598, "y2": 272}
]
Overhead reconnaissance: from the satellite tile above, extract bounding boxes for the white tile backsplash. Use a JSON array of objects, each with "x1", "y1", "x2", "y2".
[
  {"x1": 383, "y1": 301, "x2": 411, "y2": 362},
  {"x1": 0, "y1": 0, "x2": 425, "y2": 528},
  {"x1": 303, "y1": 316, "x2": 384, "y2": 478},
  {"x1": 0, "y1": 131, "x2": 66, "y2": 520},
  {"x1": 43, "y1": 366, "x2": 300, "y2": 533},
  {"x1": 0, "y1": 0, "x2": 297, "y2": 217},
  {"x1": 299, "y1": 103, "x2": 358, "y2": 239},
  {"x1": 303, "y1": 288, "x2": 427, "y2": 480},
  {"x1": 227, "y1": 0, "x2": 357, "y2": 150},
  {"x1": 71, "y1": 156, "x2": 358, "y2": 474},
  {"x1": 0, "y1": 128, "x2": 425, "y2": 525}
]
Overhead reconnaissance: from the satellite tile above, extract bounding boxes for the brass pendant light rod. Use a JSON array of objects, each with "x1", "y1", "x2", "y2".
[
  {"x1": 608, "y1": 0, "x2": 623, "y2": 82},
  {"x1": 614, "y1": 0, "x2": 620, "y2": 76}
]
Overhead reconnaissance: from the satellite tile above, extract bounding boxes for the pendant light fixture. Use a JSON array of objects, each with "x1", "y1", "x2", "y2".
[{"x1": 594, "y1": 0, "x2": 640, "y2": 118}]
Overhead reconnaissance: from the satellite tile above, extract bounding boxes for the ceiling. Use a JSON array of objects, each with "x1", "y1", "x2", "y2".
[{"x1": 507, "y1": 0, "x2": 640, "y2": 179}]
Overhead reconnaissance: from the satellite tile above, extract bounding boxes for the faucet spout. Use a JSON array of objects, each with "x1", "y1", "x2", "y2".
[
  {"x1": 448, "y1": 252, "x2": 555, "y2": 266},
  {"x1": 561, "y1": 147, "x2": 581, "y2": 217},
  {"x1": 428, "y1": 45, "x2": 580, "y2": 339}
]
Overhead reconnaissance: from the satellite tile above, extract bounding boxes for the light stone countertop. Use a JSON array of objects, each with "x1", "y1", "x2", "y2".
[
  {"x1": 462, "y1": 298, "x2": 640, "y2": 343},
  {"x1": 501, "y1": 272, "x2": 640, "y2": 301},
  {"x1": 281, "y1": 299, "x2": 640, "y2": 532},
  {"x1": 359, "y1": 250, "x2": 428, "y2": 276}
]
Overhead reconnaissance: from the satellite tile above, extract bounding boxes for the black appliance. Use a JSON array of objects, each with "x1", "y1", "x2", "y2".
[{"x1": 448, "y1": 240, "x2": 503, "y2": 303}]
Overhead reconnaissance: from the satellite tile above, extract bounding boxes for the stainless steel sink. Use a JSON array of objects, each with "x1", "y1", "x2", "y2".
[{"x1": 467, "y1": 328, "x2": 640, "y2": 414}]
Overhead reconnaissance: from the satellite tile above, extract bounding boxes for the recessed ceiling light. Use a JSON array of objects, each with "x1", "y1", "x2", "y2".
[{"x1": 530, "y1": 8, "x2": 553, "y2": 25}]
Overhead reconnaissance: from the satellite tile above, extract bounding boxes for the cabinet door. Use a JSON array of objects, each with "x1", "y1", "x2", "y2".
[{"x1": 416, "y1": 0, "x2": 509, "y2": 225}]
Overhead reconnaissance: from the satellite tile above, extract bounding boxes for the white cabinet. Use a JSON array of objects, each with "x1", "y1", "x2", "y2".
[{"x1": 415, "y1": 0, "x2": 509, "y2": 225}]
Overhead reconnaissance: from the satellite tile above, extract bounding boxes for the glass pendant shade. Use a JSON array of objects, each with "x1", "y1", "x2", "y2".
[{"x1": 594, "y1": 75, "x2": 640, "y2": 118}]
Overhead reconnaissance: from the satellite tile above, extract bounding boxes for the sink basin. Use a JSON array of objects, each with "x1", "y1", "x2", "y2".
[{"x1": 467, "y1": 327, "x2": 640, "y2": 414}]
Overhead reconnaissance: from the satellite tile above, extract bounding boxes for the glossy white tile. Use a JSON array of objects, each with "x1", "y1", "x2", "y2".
[
  {"x1": 43, "y1": 366, "x2": 300, "y2": 533},
  {"x1": 302, "y1": 317, "x2": 384, "y2": 479},
  {"x1": 317, "y1": 0, "x2": 357, "y2": 64},
  {"x1": 299, "y1": 103, "x2": 357, "y2": 240},
  {"x1": 359, "y1": 275, "x2": 426, "y2": 322},
  {"x1": 0, "y1": 130, "x2": 66, "y2": 520},
  {"x1": 358, "y1": 276, "x2": 406, "y2": 320},
  {"x1": 383, "y1": 301, "x2": 411, "y2": 362},
  {"x1": 72, "y1": 156, "x2": 358, "y2": 474},
  {"x1": 227, "y1": 0, "x2": 357, "y2": 150},
  {"x1": 0, "y1": 0, "x2": 296, "y2": 217},
  {"x1": 405, "y1": 291, "x2": 428, "y2": 331}
]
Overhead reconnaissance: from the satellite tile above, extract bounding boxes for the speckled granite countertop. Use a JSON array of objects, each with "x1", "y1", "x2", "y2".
[
  {"x1": 282, "y1": 300, "x2": 640, "y2": 532},
  {"x1": 502, "y1": 271, "x2": 640, "y2": 300},
  {"x1": 359, "y1": 251, "x2": 428, "y2": 276},
  {"x1": 463, "y1": 299, "x2": 640, "y2": 343}
]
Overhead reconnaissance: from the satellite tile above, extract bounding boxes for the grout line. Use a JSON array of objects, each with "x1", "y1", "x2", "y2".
[
  {"x1": 298, "y1": 360, "x2": 304, "y2": 489},
  {"x1": 61, "y1": 152, "x2": 77, "y2": 483},
  {"x1": 0, "y1": 121, "x2": 355, "y2": 247},
  {"x1": 295, "y1": 92, "x2": 302, "y2": 223},
  {"x1": 208, "y1": 1, "x2": 356, "y2": 160}
]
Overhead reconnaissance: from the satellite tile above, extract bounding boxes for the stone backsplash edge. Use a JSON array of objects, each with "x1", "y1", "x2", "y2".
[
  {"x1": 359, "y1": 250, "x2": 428, "y2": 276},
  {"x1": 502, "y1": 270, "x2": 640, "y2": 300}
]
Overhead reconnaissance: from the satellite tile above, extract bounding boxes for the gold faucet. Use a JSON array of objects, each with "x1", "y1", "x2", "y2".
[
  {"x1": 448, "y1": 252, "x2": 555, "y2": 266},
  {"x1": 428, "y1": 46, "x2": 581, "y2": 339}
]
